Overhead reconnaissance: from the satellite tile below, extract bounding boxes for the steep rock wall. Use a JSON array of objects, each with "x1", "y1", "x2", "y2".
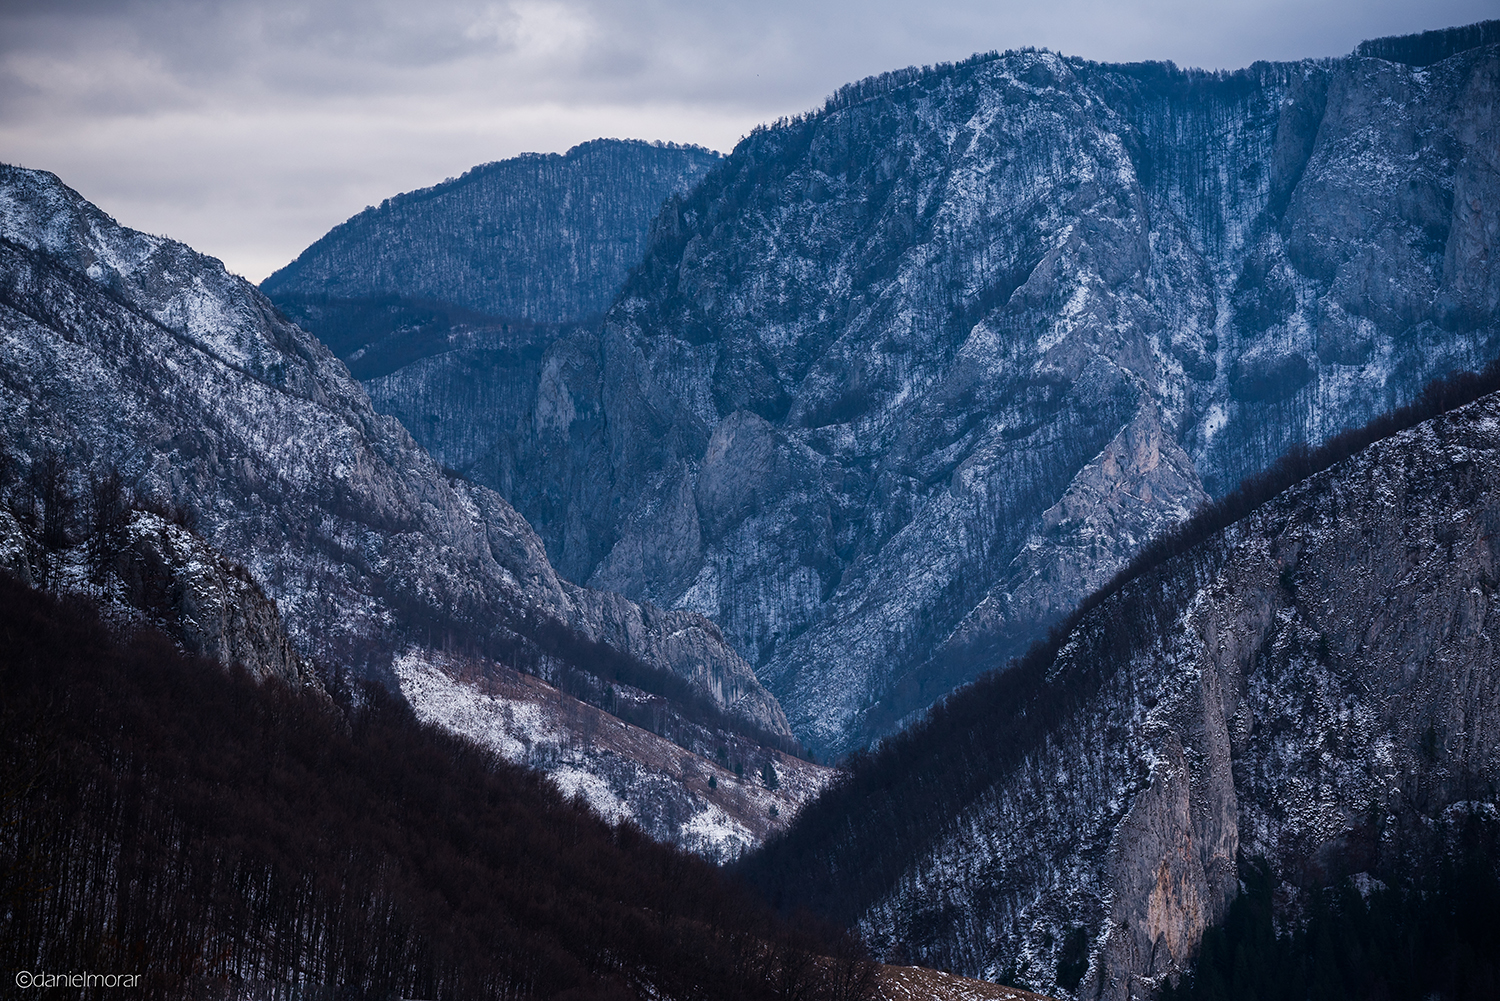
[
  {"x1": 116, "y1": 511, "x2": 310, "y2": 684},
  {"x1": 475, "y1": 37, "x2": 1500, "y2": 756},
  {"x1": 0, "y1": 165, "x2": 792, "y2": 754},
  {"x1": 855, "y1": 390, "x2": 1500, "y2": 998},
  {"x1": 0, "y1": 506, "x2": 309, "y2": 685}
]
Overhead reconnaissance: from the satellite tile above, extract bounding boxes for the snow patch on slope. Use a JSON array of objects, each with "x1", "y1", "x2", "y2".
[{"x1": 394, "y1": 648, "x2": 836, "y2": 859}]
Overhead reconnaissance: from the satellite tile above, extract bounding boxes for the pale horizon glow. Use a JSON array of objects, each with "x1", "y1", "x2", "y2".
[{"x1": 0, "y1": 0, "x2": 1491, "y2": 283}]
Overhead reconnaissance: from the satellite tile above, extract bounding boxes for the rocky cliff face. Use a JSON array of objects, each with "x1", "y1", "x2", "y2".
[
  {"x1": 0, "y1": 501, "x2": 309, "y2": 685},
  {"x1": 262, "y1": 139, "x2": 721, "y2": 324},
  {"x1": 0, "y1": 163, "x2": 807, "y2": 851},
  {"x1": 428, "y1": 31, "x2": 1497, "y2": 757},
  {"x1": 846, "y1": 388, "x2": 1500, "y2": 997},
  {"x1": 114, "y1": 511, "x2": 310, "y2": 683}
]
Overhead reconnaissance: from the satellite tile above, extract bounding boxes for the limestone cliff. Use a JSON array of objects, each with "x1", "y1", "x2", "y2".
[
  {"x1": 373, "y1": 28, "x2": 1496, "y2": 757},
  {"x1": 0, "y1": 503, "x2": 309, "y2": 685},
  {"x1": 839, "y1": 388, "x2": 1500, "y2": 997},
  {"x1": 115, "y1": 511, "x2": 309, "y2": 684}
]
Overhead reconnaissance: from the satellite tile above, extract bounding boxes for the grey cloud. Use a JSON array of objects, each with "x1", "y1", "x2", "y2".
[{"x1": 1, "y1": 0, "x2": 1493, "y2": 281}]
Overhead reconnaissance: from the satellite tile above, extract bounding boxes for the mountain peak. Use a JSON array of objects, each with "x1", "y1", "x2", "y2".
[{"x1": 261, "y1": 138, "x2": 721, "y2": 324}]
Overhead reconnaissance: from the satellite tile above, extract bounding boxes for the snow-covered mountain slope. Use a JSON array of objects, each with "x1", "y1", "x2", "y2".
[
  {"x1": 412, "y1": 27, "x2": 1495, "y2": 758},
  {"x1": 749, "y1": 384, "x2": 1500, "y2": 997},
  {"x1": 0, "y1": 163, "x2": 809, "y2": 850},
  {"x1": 396, "y1": 648, "x2": 833, "y2": 860},
  {"x1": 262, "y1": 139, "x2": 721, "y2": 324}
]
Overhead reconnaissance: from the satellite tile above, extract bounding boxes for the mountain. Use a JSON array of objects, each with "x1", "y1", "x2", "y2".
[
  {"x1": 744, "y1": 372, "x2": 1500, "y2": 997},
  {"x1": 0, "y1": 163, "x2": 824, "y2": 855},
  {"x1": 0, "y1": 574, "x2": 872, "y2": 1001},
  {"x1": 263, "y1": 138, "x2": 721, "y2": 324},
  {"x1": 260, "y1": 141, "x2": 726, "y2": 567},
  {"x1": 323, "y1": 25, "x2": 1494, "y2": 759}
]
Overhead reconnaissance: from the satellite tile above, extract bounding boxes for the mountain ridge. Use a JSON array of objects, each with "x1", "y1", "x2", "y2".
[
  {"x1": 519, "y1": 29, "x2": 1500, "y2": 756},
  {"x1": 0, "y1": 162, "x2": 820, "y2": 856},
  {"x1": 263, "y1": 138, "x2": 722, "y2": 324},
  {"x1": 745, "y1": 369, "x2": 1500, "y2": 995}
]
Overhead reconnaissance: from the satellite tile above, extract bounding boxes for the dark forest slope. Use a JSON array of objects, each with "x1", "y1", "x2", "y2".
[{"x1": 0, "y1": 573, "x2": 871, "y2": 1001}]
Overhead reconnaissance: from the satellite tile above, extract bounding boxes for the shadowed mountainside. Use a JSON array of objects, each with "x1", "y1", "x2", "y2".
[{"x1": 744, "y1": 370, "x2": 1500, "y2": 997}]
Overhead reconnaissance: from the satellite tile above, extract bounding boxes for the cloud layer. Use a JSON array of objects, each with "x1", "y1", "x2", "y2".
[{"x1": 1, "y1": 0, "x2": 1490, "y2": 281}]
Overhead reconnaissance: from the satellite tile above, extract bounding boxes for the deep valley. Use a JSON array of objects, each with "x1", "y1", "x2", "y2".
[{"x1": 3, "y1": 16, "x2": 1499, "y2": 1001}]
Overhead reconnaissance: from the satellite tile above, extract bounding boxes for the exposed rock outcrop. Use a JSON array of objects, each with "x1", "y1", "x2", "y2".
[
  {"x1": 0, "y1": 163, "x2": 803, "y2": 853},
  {"x1": 848, "y1": 388, "x2": 1500, "y2": 997},
  {"x1": 114, "y1": 511, "x2": 309, "y2": 683},
  {"x1": 336, "y1": 31, "x2": 1497, "y2": 757},
  {"x1": 0, "y1": 502, "x2": 308, "y2": 684}
]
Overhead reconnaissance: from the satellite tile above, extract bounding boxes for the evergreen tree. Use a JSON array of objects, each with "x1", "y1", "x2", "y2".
[{"x1": 761, "y1": 759, "x2": 780, "y2": 790}]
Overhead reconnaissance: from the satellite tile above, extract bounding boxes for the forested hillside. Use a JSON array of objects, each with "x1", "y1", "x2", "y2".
[
  {"x1": 743, "y1": 365, "x2": 1500, "y2": 997},
  {"x1": 263, "y1": 139, "x2": 720, "y2": 323},
  {"x1": 0, "y1": 572, "x2": 873, "y2": 1001}
]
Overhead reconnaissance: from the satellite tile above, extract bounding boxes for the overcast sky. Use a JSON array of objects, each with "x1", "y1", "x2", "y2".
[{"x1": 1, "y1": 0, "x2": 1490, "y2": 283}]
